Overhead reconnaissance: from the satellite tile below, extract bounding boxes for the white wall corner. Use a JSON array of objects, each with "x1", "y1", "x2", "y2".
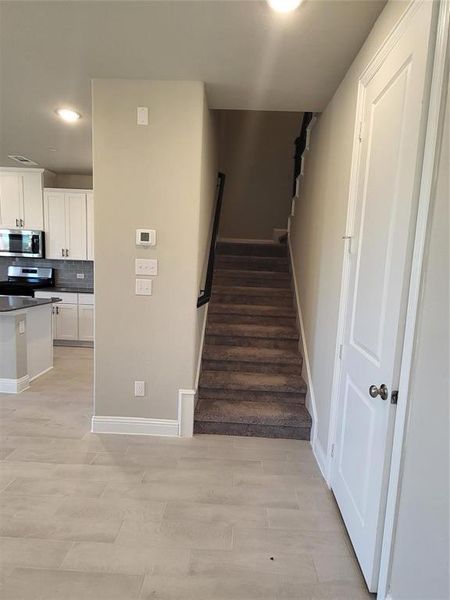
[
  {"x1": 91, "y1": 415, "x2": 179, "y2": 437},
  {"x1": 178, "y1": 388, "x2": 196, "y2": 438},
  {"x1": 0, "y1": 375, "x2": 30, "y2": 394}
]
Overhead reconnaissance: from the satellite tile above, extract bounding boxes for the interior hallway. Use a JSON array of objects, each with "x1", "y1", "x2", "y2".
[{"x1": 0, "y1": 347, "x2": 372, "y2": 599}]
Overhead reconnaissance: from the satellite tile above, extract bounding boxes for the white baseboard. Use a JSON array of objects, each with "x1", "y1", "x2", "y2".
[
  {"x1": 0, "y1": 375, "x2": 30, "y2": 394},
  {"x1": 91, "y1": 415, "x2": 179, "y2": 437},
  {"x1": 312, "y1": 438, "x2": 328, "y2": 482},
  {"x1": 195, "y1": 305, "x2": 209, "y2": 392},
  {"x1": 29, "y1": 366, "x2": 53, "y2": 383},
  {"x1": 178, "y1": 388, "x2": 195, "y2": 438}
]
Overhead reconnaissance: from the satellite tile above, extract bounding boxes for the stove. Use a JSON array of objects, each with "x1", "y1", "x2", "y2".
[{"x1": 0, "y1": 266, "x2": 55, "y2": 297}]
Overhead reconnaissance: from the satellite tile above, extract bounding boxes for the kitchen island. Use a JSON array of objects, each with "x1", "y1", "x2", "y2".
[{"x1": 0, "y1": 296, "x2": 58, "y2": 393}]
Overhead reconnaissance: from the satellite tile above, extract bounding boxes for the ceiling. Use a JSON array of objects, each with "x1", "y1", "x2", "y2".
[{"x1": 0, "y1": 0, "x2": 385, "y2": 174}]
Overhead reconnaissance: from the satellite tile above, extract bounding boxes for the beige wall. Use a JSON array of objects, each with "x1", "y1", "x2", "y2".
[
  {"x1": 289, "y1": 0, "x2": 409, "y2": 457},
  {"x1": 92, "y1": 79, "x2": 212, "y2": 421},
  {"x1": 388, "y1": 85, "x2": 449, "y2": 600},
  {"x1": 217, "y1": 110, "x2": 301, "y2": 240},
  {"x1": 54, "y1": 173, "x2": 93, "y2": 189}
]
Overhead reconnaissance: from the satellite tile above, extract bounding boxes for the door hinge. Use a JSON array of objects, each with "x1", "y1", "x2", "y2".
[
  {"x1": 339, "y1": 344, "x2": 344, "y2": 360},
  {"x1": 391, "y1": 390, "x2": 398, "y2": 405},
  {"x1": 331, "y1": 443, "x2": 335, "y2": 458},
  {"x1": 358, "y1": 121, "x2": 363, "y2": 143}
]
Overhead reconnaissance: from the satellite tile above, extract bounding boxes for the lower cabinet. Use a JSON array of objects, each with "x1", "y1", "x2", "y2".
[
  {"x1": 53, "y1": 303, "x2": 78, "y2": 340},
  {"x1": 35, "y1": 291, "x2": 94, "y2": 343}
]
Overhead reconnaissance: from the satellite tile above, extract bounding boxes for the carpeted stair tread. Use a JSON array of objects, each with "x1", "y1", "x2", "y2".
[
  {"x1": 208, "y1": 303, "x2": 296, "y2": 318},
  {"x1": 206, "y1": 322, "x2": 299, "y2": 340},
  {"x1": 194, "y1": 398, "x2": 312, "y2": 428},
  {"x1": 216, "y1": 242, "x2": 287, "y2": 258},
  {"x1": 203, "y1": 345, "x2": 301, "y2": 365},
  {"x1": 212, "y1": 285, "x2": 292, "y2": 298},
  {"x1": 199, "y1": 370, "x2": 307, "y2": 394},
  {"x1": 214, "y1": 268, "x2": 291, "y2": 281}
]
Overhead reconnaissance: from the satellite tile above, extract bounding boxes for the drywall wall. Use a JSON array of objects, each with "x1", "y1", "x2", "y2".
[
  {"x1": 195, "y1": 97, "x2": 219, "y2": 384},
  {"x1": 216, "y1": 110, "x2": 301, "y2": 240},
  {"x1": 289, "y1": 0, "x2": 409, "y2": 458},
  {"x1": 92, "y1": 79, "x2": 208, "y2": 421},
  {"x1": 388, "y1": 86, "x2": 449, "y2": 600},
  {"x1": 54, "y1": 173, "x2": 93, "y2": 189}
]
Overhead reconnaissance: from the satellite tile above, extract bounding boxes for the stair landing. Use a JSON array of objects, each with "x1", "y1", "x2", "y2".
[{"x1": 194, "y1": 241, "x2": 312, "y2": 440}]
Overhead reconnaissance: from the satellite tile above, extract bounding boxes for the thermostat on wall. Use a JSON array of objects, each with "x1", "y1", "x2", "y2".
[{"x1": 136, "y1": 229, "x2": 156, "y2": 247}]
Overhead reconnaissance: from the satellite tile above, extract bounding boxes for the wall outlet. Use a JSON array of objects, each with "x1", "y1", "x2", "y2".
[
  {"x1": 137, "y1": 107, "x2": 149, "y2": 126},
  {"x1": 76, "y1": 273, "x2": 85, "y2": 279},
  {"x1": 135, "y1": 258, "x2": 158, "y2": 276},
  {"x1": 135, "y1": 278, "x2": 152, "y2": 296},
  {"x1": 134, "y1": 381, "x2": 145, "y2": 397},
  {"x1": 18, "y1": 320, "x2": 26, "y2": 334}
]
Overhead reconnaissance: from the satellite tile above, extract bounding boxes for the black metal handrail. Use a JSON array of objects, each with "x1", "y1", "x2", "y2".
[
  {"x1": 293, "y1": 112, "x2": 314, "y2": 195},
  {"x1": 197, "y1": 172, "x2": 226, "y2": 308}
]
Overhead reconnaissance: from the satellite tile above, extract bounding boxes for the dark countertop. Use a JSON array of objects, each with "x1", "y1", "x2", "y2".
[
  {"x1": 39, "y1": 286, "x2": 94, "y2": 294},
  {"x1": 0, "y1": 295, "x2": 59, "y2": 313}
]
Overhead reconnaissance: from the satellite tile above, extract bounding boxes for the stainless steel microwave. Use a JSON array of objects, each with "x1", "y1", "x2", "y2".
[{"x1": 0, "y1": 229, "x2": 45, "y2": 258}]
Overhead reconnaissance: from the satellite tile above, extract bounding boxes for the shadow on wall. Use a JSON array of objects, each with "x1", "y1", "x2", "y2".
[{"x1": 215, "y1": 110, "x2": 302, "y2": 241}]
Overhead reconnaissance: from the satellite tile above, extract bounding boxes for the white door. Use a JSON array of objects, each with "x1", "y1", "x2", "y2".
[
  {"x1": 45, "y1": 191, "x2": 67, "y2": 259},
  {"x1": 86, "y1": 192, "x2": 94, "y2": 261},
  {"x1": 0, "y1": 173, "x2": 23, "y2": 228},
  {"x1": 331, "y1": 3, "x2": 433, "y2": 592},
  {"x1": 54, "y1": 303, "x2": 78, "y2": 340},
  {"x1": 66, "y1": 193, "x2": 87, "y2": 260}
]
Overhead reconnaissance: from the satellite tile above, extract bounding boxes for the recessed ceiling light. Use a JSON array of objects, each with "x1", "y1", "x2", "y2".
[
  {"x1": 56, "y1": 108, "x2": 81, "y2": 122},
  {"x1": 267, "y1": 0, "x2": 304, "y2": 13}
]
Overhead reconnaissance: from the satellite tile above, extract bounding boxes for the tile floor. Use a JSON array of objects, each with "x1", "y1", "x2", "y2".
[{"x1": 0, "y1": 347, "x2": 372, "y2": 599}]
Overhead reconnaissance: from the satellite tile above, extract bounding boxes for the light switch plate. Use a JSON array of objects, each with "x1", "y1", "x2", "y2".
[
  {"x1": 137, "y1": 106, "x2": 148, "y2": 126},
  {"x1": 135, "y1": 278, "x2": 152, "y2": 296},
  {"x1": 134, "y1": 381, "x2": 145, "y2": 397},
  {"x1": 135, "y1": 258, "x2": 158, "y2": 276}
]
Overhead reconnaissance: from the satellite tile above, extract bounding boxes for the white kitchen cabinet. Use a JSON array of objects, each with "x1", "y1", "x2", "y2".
[
  {"x1": 44, "y1": 189, "x2": 88, "y2": 260},
  {"x1": 0, "y1": 169, "x2": 44, "y2": 230},
  {"x1": 53, "y1": 303, "x2": 78, "y2": 340},
  {"x1": 35, "y1": 291, "x2": 94, "y2": 343},
  {"x1": 78, "y1": 304, "x2": 94, "y2": 341},
  {"x1": 86, "y1": 192, "x2": 94, "y2": 261}
]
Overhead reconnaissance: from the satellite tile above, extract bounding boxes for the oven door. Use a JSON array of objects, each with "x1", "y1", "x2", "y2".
[{"x1": 0, "y1": 229, "x2": 45, "y2": 258}]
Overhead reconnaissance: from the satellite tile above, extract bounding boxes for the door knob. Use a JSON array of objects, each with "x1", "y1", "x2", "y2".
[{"x1": 369, "y1": 384, "x2": 388, "y2": 401}]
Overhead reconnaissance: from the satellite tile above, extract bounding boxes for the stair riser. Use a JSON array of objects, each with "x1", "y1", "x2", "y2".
[
  {"x1": 205, "y1": 335, "x2": 298, "y2": 351},
  {"x1": 216, "y1": 258, "x2": 289, "y2": 272},
  {"x1": 198, "y1": 389, "x2": 305, "y2": 404},
  {"x1": 217, "y1": 242, "x2": 287, "y2": 258},
  {"x1": 194, "y1": 421, "x2": 310, "y2": 440},
  {"x1": 208, "y1": 313, "x2": 297, "y2": 327},
  {"x1": 202, "y1": 359, "x2": 302, "y2": 375},
  {"x1": 211, "y1": 294, "x2": 293, "y2": 307},
  {"x1": 209, "y1": 304, "x2": 296, "y2": 318},
  {"x1": 213, "y1": 277, "x2": 291, "y2": 289}
]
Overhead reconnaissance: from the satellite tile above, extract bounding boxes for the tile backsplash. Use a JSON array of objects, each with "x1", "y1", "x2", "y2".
[{"x1": 0, "y1": 257, "x2": 94, "y2": 290}]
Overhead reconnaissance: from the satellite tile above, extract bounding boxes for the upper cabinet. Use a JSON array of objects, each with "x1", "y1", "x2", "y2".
[
  {"x1": 0, "y1": 169, "x2": 44, "y2": 230},
  {"x1": 44, "y1": 188, "x2": 93, "y2": 260}
]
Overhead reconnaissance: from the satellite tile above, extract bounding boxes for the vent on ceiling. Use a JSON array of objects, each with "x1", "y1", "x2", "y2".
[{"x1": 8, "y1": 155, "x2": 38, "y2": 166}]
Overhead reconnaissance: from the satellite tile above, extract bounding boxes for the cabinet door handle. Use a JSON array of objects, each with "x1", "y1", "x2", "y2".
[
  {"x1": 65, "y1": 249, "x2": 69, "y2": 257},
  {"x1": 16, "y1": 219, "x2": 19, "y2": 227},
  {"x1": 56, "y1": 306, "x2": 59, "y2": 315},
  {"x1": 20, "y1": 219, "x2": 24, "y2": 227},
  {"x1": 61, "y1": 248, "x2": 65, "y2": 257}
]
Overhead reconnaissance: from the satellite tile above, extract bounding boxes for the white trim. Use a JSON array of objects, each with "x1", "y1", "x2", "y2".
[
  {"x1": 217, "y1": 237, "x2": 274, "y2": 245},
  {"x1": 272, "y1": 228, "x2": 287, "y2": 242},
  {"x1": 178, "y1": 388, "x2": 195, "y2": 438},
  {"x1": 287, "y1": 232, "x2": 326, "y2": 475},
  {"x1": 0, "y1": 375, "x2": 29, "y2": 394},
  {"x1": 195, "y1": 304, "x2": 209, "y2": 392},
  {"x1": 91, "y1": 415, "x2": 179, "y2": 437},
  {"x1": 29, "y1": 365, "x2": 53, "y2": 382},
  {"x1": 0, "y1": 166, "x2": 44, "y2": 173},
  {"x1": 44, "y1": 187, "x2": 93, "y2": 193},
  {"x1": 377, "y1": 2, "x2": 450, "y2": 598}
]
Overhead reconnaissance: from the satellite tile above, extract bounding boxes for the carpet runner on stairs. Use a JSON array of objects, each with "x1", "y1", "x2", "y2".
[{"x1": 194, "y1": 241, "x2": 312, "y2": 440}]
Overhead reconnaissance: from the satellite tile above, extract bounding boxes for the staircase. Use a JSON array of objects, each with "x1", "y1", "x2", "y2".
[{"x1": 194, "y1": 241, "x2": 312, "y2": 439}]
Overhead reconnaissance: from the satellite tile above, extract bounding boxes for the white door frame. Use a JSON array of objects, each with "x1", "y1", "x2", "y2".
[{"x1": 324, "y1": 0, "x2": 450, "y2": 598}]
